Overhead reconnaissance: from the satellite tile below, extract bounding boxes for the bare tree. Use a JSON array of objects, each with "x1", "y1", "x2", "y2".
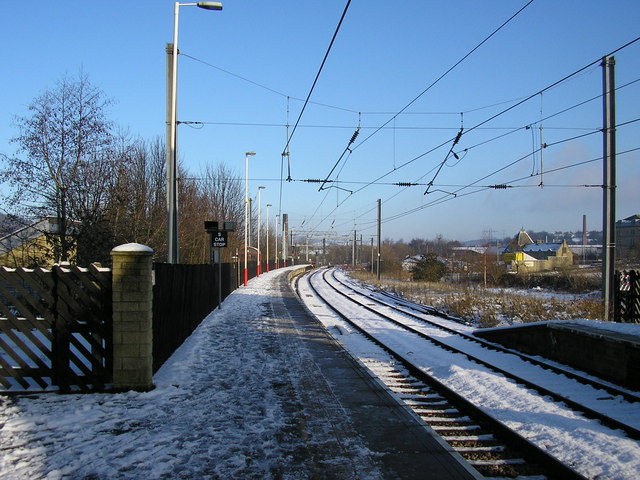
[
  {"x1": 108, "y1": 135, "x2": 167, "y2": 260},
  {"x1": 176, "y1": 164, "x2": 244, "y2": 264},
  {"x1": 1, "y1": 71, "x2": 113, "y2": 264}
]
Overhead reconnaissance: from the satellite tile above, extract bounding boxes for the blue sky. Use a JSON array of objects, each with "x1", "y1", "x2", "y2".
[{"x1": 1, "y1": 1, "x2": 639, "y2": 243}]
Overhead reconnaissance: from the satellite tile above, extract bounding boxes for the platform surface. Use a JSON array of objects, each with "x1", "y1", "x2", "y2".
[{"x1": 0, "y1": 266, "x2": 480, "y2": 479}]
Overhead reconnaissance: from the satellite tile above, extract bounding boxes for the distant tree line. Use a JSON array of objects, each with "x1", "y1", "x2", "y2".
[{"x1": 0, "y1": 72, "x2": 247, "y2": 267}]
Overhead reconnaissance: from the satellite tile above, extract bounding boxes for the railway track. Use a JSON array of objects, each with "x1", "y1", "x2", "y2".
[
  {"x1": 295, "y1": 267, "x2": 640, "y2": 480},
  {"x1": 327, "y1": 270, "x2": 640, "y2": 432}
]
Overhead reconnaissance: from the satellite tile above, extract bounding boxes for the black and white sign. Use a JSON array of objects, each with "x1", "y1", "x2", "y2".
[{"x1": 212, "y1": 231, "x2": 227, "y2": 248}]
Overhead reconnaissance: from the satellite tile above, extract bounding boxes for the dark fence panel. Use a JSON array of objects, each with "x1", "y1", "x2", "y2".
[
  {"x1": 247, "y1": 261, "x2": 257, "y2": 282},
  {"x1": 153, "y1": 264, "x2": 213, "y2": 372},
  {"x1": 616, "y1": 270, "x2": 640, "y2": 323}
]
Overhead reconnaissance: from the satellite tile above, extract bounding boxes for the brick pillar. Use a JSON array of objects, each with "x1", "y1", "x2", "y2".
[{"x1": 111, "y1": 243, "x2": 154, "y2": 391}]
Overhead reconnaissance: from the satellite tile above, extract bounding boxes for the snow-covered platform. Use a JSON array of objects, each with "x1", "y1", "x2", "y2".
[
  {"x1": 475, "y1": 319, "x2": 640, "y2": 390},
  {"x1": 0, "y1": 266, "x2": 479, "y2": 479}
]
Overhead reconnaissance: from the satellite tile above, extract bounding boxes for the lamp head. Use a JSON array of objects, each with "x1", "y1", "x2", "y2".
[
  {"x1": 197, "y1": 2, "x2": 223, "y2": 10},
  {"x1": 246, "y1": 151, "x2": 256, "y2": 156}
]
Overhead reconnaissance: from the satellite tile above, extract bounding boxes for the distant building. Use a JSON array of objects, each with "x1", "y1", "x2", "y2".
[
  {"x1": 503, "y1": 229, "x2": 573, "y2": 273},
  {"x1": 0, "y1": 217, "x2": 76, "y2": 268},
  {"x1": 616, "y1": 214, "x2": 640, "y2": 252},
  {"x1": 402, "y1": 254, "x2": 425, "y2": 271}
]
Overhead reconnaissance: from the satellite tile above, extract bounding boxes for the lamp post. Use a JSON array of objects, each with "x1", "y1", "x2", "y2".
[
  {"x1": 244, "y1": 151, "x2": 256, "y2": 286},
  {"x1": 266, "y1": 204, "x2": 272, "y2": 272},
  {"x1": 257, "y1": 186, "x2": 266, "y2": 276},
  {"x1": 167, "y1": 1, "x2": 223, "y2": 264}
]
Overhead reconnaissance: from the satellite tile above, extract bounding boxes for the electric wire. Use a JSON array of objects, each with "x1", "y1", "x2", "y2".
[
  {"x1": 333, "y1": 0, "x2": 535, "y2": 169},
  {"x1": 322, "y1": 37, "x2": 640, "y2": 211},
  {"x1": 330, "y1": 117, "x2": 640, "y2": 234},
  {"x1": 281, "y1": 0, "x2": 352, "y2": 158}
]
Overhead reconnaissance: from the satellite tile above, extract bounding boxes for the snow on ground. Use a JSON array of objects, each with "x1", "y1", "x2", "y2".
[
  {"x1": 0, "y1": 267, "x2": 384, "y2": 480},
  {"x1": 301, "y1": 268, "x2": 640, "y2": 480}
]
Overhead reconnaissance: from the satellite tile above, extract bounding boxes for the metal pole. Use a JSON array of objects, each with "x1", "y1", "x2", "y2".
[
  {"x1": 217, "y1": 247, "x2": 222, "y2": 309},
  {"x1": 377, "y1": 199, "x2": 381, "y2": 280},
  {"x1": 275, "y1": 214, "x2": 279, "y2": 269},
  {"x1": 602, "y1": 55, "x2": 617, "y2": 321},
  {"x1": 257, "y1": 186, "x2": 265, "y2": 276},
  {"x1": 266, "y1": 204, "x2": 272, "y2": 272},
  {"x1": 352, "y1": 230, "x2": 356, "y2": 266},
  {"x1": 323, "y1": 238, "x2": 326, "y2": 266},
  {"x1": 243, "y1": 152, "x2": 255, "y2": 285},
  {"x1": 166, "y1": 2, "x2": 222, "y2": 263},
  {"x1": 166, "y1": 4, "x2": 182, "y2": 264},
  {"x1": 282, "y1": 213, "x2": 288, "y2": 267},
  {"x1": 371, "y1": 237, "x2": 374, "y2": 273}
]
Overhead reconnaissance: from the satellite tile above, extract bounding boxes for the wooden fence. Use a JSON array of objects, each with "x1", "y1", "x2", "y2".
[
  {"x1": 0, "y1": 265, "x2": 112, "y2": 392},
  {"x1": 0, "y1": 256, "x2": 264, "y2": 392}
]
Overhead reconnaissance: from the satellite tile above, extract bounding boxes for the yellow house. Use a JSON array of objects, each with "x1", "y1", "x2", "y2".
[{"x1": 504, "y1": 229, "x2": 574, "y2": 273}]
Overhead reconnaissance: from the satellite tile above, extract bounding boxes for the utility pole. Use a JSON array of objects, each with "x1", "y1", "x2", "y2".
[
  {"x1": 352, "y1": 230, "x2": 356, "y2": 266},
  {"x1": 370, "y1": 237, "x2": 374, "y2": 274},
  {"x1": 602, "y1": 55, "x2": 617, "y2": 321},
  {"x1": 323, "y1": 238, "x2": 326, "y2": 266},
  {"x1": 275, "y1": 214, "x2": 279, "y2": 269},
  {"x1": 377, "y1": 199, "x2": 381, "y2": 280},
  {"x1": 248, "y1": 198, "x2": 252, "y2": 247}
]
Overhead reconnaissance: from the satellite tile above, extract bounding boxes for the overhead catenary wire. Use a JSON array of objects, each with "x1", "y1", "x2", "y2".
[
  {"x1": 280, "y1": 0, "x2": 353, "y2": 160},
  {"x1": 183, "y1": 31, "x2": 639, "y2": 240},
  {"x1": 324, "y1": 36, "x2": 640, "y2": 210},
  {"x1": 368, "y1": 146, "x2": 640, "y2": 230},
  {"x1": 330, "y1": 116, "x2": 640, "y2": 234},
  {"x1": 339, "y1": 1, "x2": 536, "y2": 158}
]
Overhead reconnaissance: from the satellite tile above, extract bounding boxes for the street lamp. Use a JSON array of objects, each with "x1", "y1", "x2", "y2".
[
  {"x1": 244, "y1": 152, "x2": 255, "y2": 286},
  {"x1": 257, "y1": 186, "x2": 266, "y2": 276},
  {"x1": 266, "y1": 204, "x2": 272, "y2": 272},
  {"x1": 167, "y1": 1, "x2": 223, "y2": 264}
]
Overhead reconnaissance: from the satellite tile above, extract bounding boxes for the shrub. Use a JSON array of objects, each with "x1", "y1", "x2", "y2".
[{"x1": 411, "y1": 253, "x2": 447, "y2": 282}]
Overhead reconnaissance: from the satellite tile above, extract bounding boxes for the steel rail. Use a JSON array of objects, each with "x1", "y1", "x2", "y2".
[
  {"x1": 303, "y1": 268, "x2": 588, "y2": 480},
  {"x1": 321, "y1": 269, "x2": 640, "y2": 441}
]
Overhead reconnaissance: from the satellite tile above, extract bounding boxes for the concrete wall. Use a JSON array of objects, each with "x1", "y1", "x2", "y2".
[{"x1": 475, "y1": 323, "x2": 640, "y2": 390}]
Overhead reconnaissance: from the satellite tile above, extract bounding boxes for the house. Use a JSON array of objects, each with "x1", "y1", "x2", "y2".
[
  {"x1": 503, "y1": 229, "x2": 573, "y2": 273},
  {"x1": 402, "y1": 254, "x2": 425, "y2": 271},
  {"x1": 0, "y1": 217, "x2": 76, "y2": 268}
]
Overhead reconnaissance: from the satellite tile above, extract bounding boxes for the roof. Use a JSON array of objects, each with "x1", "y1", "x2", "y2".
[
  {"x1": 516, "y1": 229, "x2": 534, "y2": 248},
  {"x1": 522, "y1": 242, "x2": 563, "y2": 253},
  {"x1": 617, "y1": 214, "x2": 640, "y2": 227}
]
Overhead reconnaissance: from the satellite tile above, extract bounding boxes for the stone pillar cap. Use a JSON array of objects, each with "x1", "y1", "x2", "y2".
[{"x1": 111, "y1": 243, "x2": 154, "y2": 253}]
